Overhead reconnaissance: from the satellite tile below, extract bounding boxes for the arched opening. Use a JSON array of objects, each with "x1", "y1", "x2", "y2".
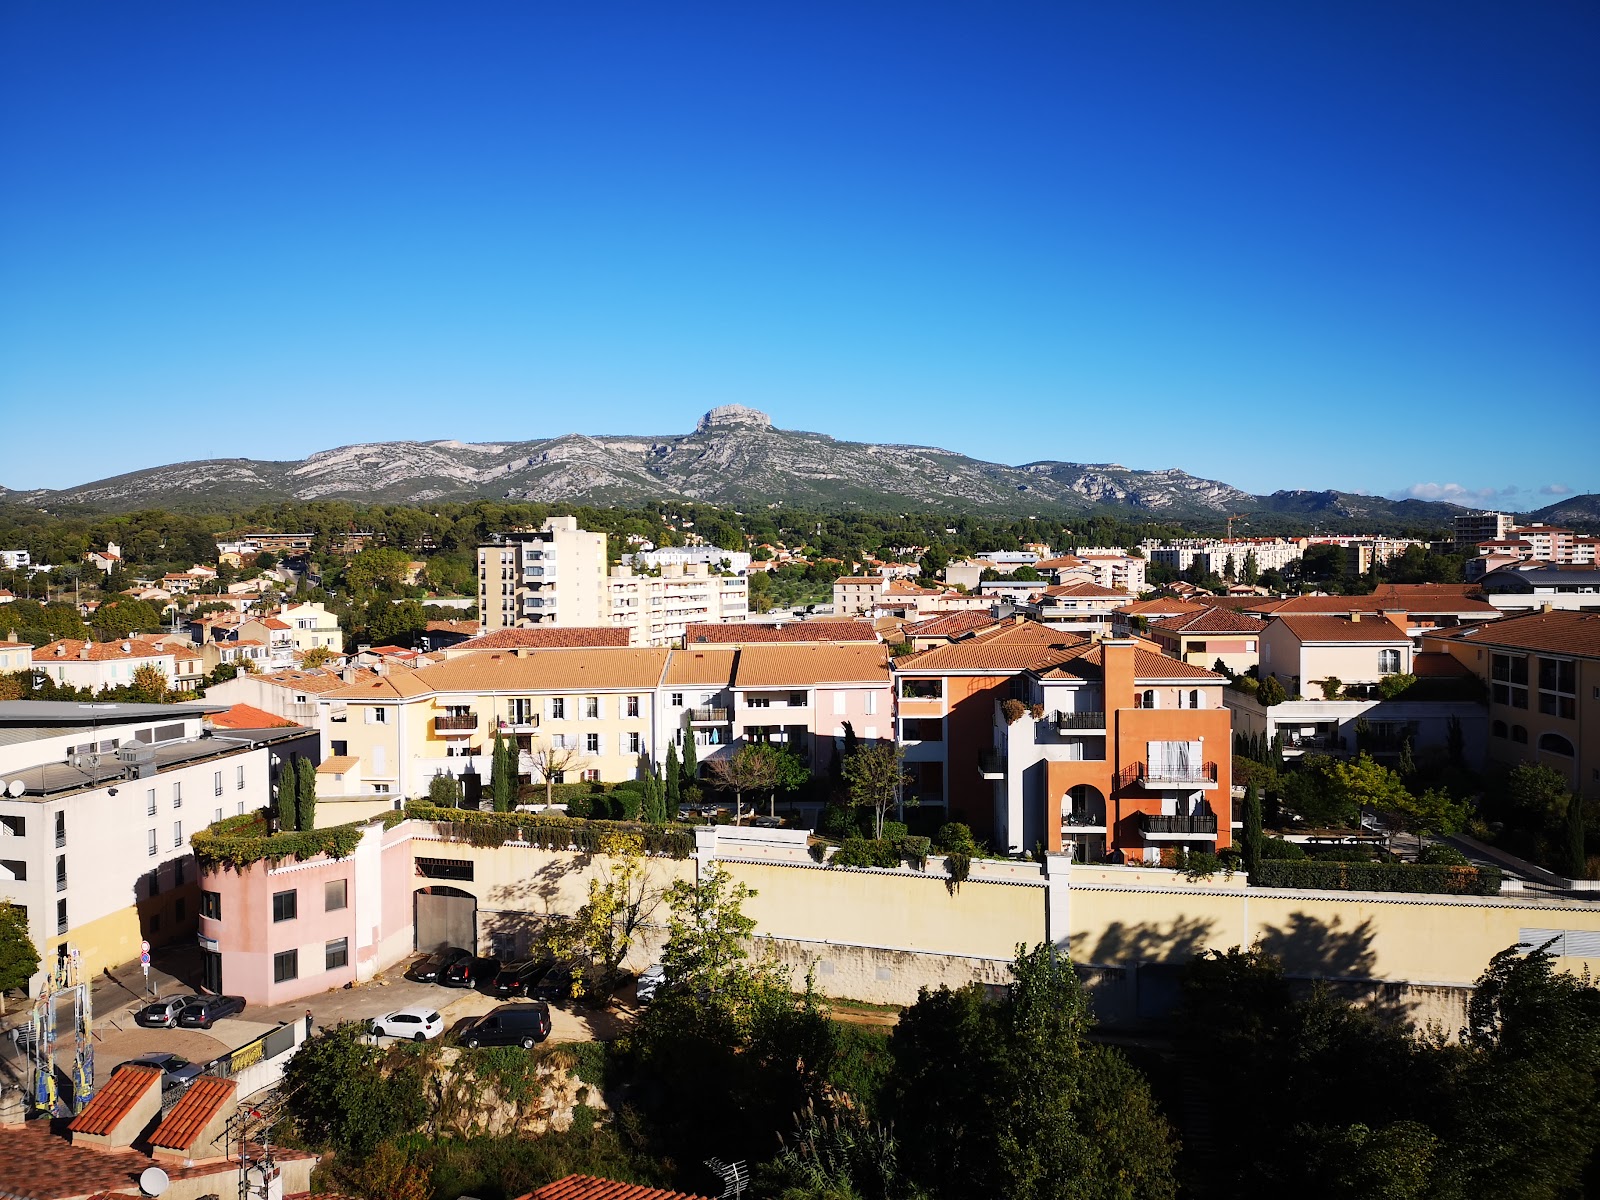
[
  {"x1": 414, "y1": 885, "x2": 476, "y2": 953},
  {"x1": 1061, "y1": 785, "x2": 1108, "y2": 863},
  {"x1": 1538, "y1": 732, "x2": 1575, "y2": 757},
  {"x1": 1511, "y1": 725, "x2": 1528, "y2": 744}
]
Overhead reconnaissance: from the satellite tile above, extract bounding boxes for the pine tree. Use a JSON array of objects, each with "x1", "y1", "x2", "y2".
[
  {"x1": 276, "y1": 760, "x2": 298, "y2": 833},
  {"x1": 296, "y1": 755, "x2": 317, "y2": 831},
  {"x1": 665, "y1": 741, "x2": 681, "y2": 814},
  {"x1": 1242, "y1": 783, "x2": 1264, "y2": 877}
]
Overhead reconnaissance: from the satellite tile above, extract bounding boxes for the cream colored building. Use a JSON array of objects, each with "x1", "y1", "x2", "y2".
[
  {"x1": 1260, "y1": 614, "x2": 1413, "y2": 699},
  {"x1": 607, "y1": 561, "x2": 748, "y2": 646},
  {"x1": 31, "y1": 639, "x2": 177, "y2": 692},
  {"x1": 278, "y1": 601, "x2": 345, "y2": 654},
  {"x1": 479, "y1": 516, "x2": 610, "y2": 634}
]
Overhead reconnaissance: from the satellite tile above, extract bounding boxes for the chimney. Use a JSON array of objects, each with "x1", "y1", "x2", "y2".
[
  {"x1": 80, "y1": 641, "x2": 92, "y2": 659},
  {"x1": 1102, "y1": 637, "x2": 1137, "y2": 706},
  {"x1": 1349, "y1": 611, "x2": 1361, "y2": 623}
]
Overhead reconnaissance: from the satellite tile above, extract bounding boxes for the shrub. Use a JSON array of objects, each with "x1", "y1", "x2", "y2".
[
  {"x1": 1230, "y1": 675, "x2": 1260, "y2": 696},
  {"x1": 1306, "y1": 845, "x2": 1382, "y2": 863},
  {"x1": 880, "y1": 820, "x2": 909, "y2": 843},
  {"x1": 1256, "y1": 675, "x2": 1286, "y2": 706},
  {"x1": 831, "y1": 838, "x2": 902, "y2": 869},
  {"x1": 1001, "y1": 698, "x2": 1027, "y2": 724},
  {"x1": 1260, "y1": 837, "x2": 1306, "y2": 861},
  {"x1": 936, "y1": 822, "x2": 978, "y2": 854},
  {"x1": 1250, "y1": 859, "x2": 1501, "y2": 896},
  {"x1": 900, "y1": 835, "x2": 931, "y2": 869},
  {"x1": 1318, "y1": 677, "x2": 1343, "y2": 700},
  {"x1": 1377, "y1": 672, "x2": 1416, "y2": 700},
  {"x1": 191, "y1": 809, "x2": 397, "y2": 871},
  {"x1": 820, "y1": 804, "x2": 860, "y2": 840},
  {"x1": 944, "y1": 849, "x2": 972, "y2": 890},
  {"x1": 405, "y1": 803, "x2": 694, "y2": 858},
  {"x1": 565, "y1": 792, "x2": 594, "y2": 820},
  {"x1": 1417, "y1": 844, "x2": 1470, "y2": 866}
]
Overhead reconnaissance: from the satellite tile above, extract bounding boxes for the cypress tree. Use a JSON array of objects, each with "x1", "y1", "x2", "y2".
[
  {"x1": 275, "y1": 761, "x2": 298, "y2": 833},
  {"x1": 1567, "y1": 793, "x2": 1587, "y2": 881},
  {"x1": 1242, "y1": 783, "x2": 1264, "y2": 877},
  {"x1": 296, "y1": 756, "x2": 317, "y2": 830},
  {"x1": 665, "y1": 742, "x2": 681, "y2": 814},
  {"x1": 491, "y1": 729, "x2": 514, "y2": 812},
  {"x1": 679, "y1": 724, "x2": 697, "y2": 790}
]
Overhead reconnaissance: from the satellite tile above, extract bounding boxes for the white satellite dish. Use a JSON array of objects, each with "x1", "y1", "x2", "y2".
[
  {"x1": 138, "y1": 1165, "x2": 169, "y2": 1196},
  {"x1": 5, "y1": 780, "x2": 23, "y2": 798}
]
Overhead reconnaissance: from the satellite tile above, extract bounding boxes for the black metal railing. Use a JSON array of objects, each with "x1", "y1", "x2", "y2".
[
  {"x1": 978, "y1": 749, "x2": 1006, "y2": 776},
  {"x1": 1053, "y1": 710, "x2": 1106, "y2": 731},
  {"x1": 1139, "y1": 813, "x2": 1218, "y2": 835}
]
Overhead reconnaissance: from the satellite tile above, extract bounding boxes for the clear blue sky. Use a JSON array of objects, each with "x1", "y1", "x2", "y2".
[{"x1": 2, "y1": 2, "x2": 1596, "y2": 505}]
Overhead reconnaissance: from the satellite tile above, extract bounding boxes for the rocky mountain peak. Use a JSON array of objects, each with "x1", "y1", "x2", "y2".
[{"x1": 697, "y1": 405, "x2": 772, "y2": 433}]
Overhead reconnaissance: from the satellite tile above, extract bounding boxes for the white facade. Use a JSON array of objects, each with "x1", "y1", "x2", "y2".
[
  {"x1": 608, "y1": 562, "x2": 749, "y2": 646},
  {"x1": 478, "y1": 517, "x2": 609, "y2": 633}
]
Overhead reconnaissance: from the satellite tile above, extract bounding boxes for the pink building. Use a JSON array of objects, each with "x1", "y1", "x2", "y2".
[
  {"x1": 198, "y1": 819, "x2": 415, "y2": 1003},
  {"x1": 730, "y1": 643, "x2": 893, "y2": 767}
]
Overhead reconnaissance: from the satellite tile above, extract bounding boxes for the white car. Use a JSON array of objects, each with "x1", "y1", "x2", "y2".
[{"x1": 369, "y1": 1006, "x2": 444, "y2": 1042}]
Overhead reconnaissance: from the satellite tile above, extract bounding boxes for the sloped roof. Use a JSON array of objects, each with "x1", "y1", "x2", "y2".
[
  {"x1": 734, "y1": 643, "x2": 890, "y2": 687},
  {"x1": 1271, "y1": 615, "x2": 1413, "y2": 643},
  {"x1": 149, "y1": 1076, "x2": 236, "y2": 1150},
  {"x1": 523, "y1": 1175, "x2": 713, "y2": 1200},
  {"x1": 1035, "y1": 643, "x2": 1226, "y2": 683},
  {"x1": 404, "y1": 648, "x2": 672, "y2": 693},
  {"x1": 1247, "y1": 592, "x2": 1498, "y2": 617},
  {"x1": 1445, "y1": 609, "x2": 1600, "y2": 659},
  {"x1": 317, "y1": 755, "x2": 359, "y2": 774},
  {"x1": 69, "y1": 1066, "x2": 160, "y2": 1136},
  {"x1": 35, "y1": 638, "x2": 171, "y2": 662},
  {"x1": 1117, "y1": 598, "x2": 1208, "y2": 618},
  {"x1": 895, "y1": 621, "x2": 1086, "y2": 673},
  {"x1": 208, "y1": 704, "x2": 297, "y2": 730},
  {"x1": 903, "y1": 610, "x2": 1004, "y2": 639},
  {"x1": 453, "y1": 627, "x2": 630, "y2": 651},
  {"x1": 684, "y1": 621, "x2": 877, "y2": 644},
  {"x1": 1149, "y1": 608, "x2": 1267, "y2": 635},
  {"x1": 662, "y1": 648, "x2": 738, "y2": 686},
  {"x1": 1039, "y1": 582, "x2": 1128, "y2": 599},
  {"x1": 324, "y1": 665, "x2": 436, "y2": 700}
]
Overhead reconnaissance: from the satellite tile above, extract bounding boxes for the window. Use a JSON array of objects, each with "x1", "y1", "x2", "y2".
[
  {"x1": 1246, "y1": 640, "x2": 1257, "y2": 652},
  {"x1": 550, "y1": 697, "x2": 567, "y2": 719},
  {"x1": 273, "y1": 949, "x2": 299, "y2": 983},
  {"x1": 174, "y1": 859, "x2": 185, "y2": 886},
  {"x1": 748, "y1": 696, "x2": 771, "y2": 708},
  {"x1": 626, "y1": 695, "x2": 640, "y2": 718},
  {"x1": 214, "y1": 807, "x2": 223, "y2": 824},
  {"x1": 789, "y1": 692, "x2": 806, "y2": 707},
  {"x1": 56, "y1": 899, "x2": 67, "y2": 935},
  {"x1": 212, "y1": 770, "x2": 221, "y2": 797},
  {"x1": 671, "y1": 693, "x2": 684, "y2": 707},
  {"x1": 627, "y1": 731, "x2": 641, "y2": 754},
  {"x1": 172, "y1": 782, "x2": 182, "y2": 808},
  {"x1": 55, "y1": 855, "x2": 66, "y2": 893},
  {"x1": 200, "y1": 890, "x2": 221, "y2": 920},
  {"x1": 147, "y1": 829, "x2": 157, "y2": 857},
  {"x1": 272, "y1": 889, "x2": 298, "y2": 922},
  {"x1": 900, "y1": 679, "x2": 942, "y2": 700},
  {"x1": 175, "y1": 898, "x2": 185, "y2": 922},
  {"x1": 1189, "y1": 690, "x2": 1202, "y2": 709},
  {"x1": 1511, "y1": 725, "x2": 1528, "y2": 744},
  {"x1": 1378, "y1": 649, "x2": 1402, "y2": 674},
  {"x1": 416, "y1": 857, "x2": 474, "y2": 880},
  {"x1": 325, "y1": 937, "x2": 349, "y2": 971},
  {"x1": 237, "y1": 801, "x2": 245, "y2": 816},
  {"x1": 901, "y1": 718, "x2": 943, "y2": 742},
  {"x1": 1492, "y1": 720, "x2": 1508, "y2": 738},
  {"x1": 586, "y1": 732, "x2": 601, "y2": 754},
  {"x1": 1189, "y1": 641, "x2": 1208, "y2": 654},
  {"x1": 1538, "y1": 732, "x2": 1576, "y2": 757},
  {"x1": 1136, "y1": 690, "x2": 1157, "y2": 709},
  {"x1": 236, "y1": 765, "x2": 245, "y2": 789},
  {"x1": 373, "y1": 707, "x2": 388, "y2": 724},
  {"x1": 1492, "y1": 653, "x2": 1529, "y2": 709},
  {"x1": 173, "y1": 821, "x2": 183, "y2": 848},
  {"x1": 325, "y1": 879, "x2": 348, "y2": 911},
  {"x1": 1537, "y1": 657, "x2": 1577, "y2": 719},
  {"x1": 331, "y1": 740, "x2": 348, "y2": 757},
  {"x1": 581, "y1": 768, "x2": 601, "y2": 782},
  {"x1": 54, "y1": 812, "x2": 64, "y2": 847},
  {"x1": 584, "y1": 696, "x2": 600, "y2": 719},
  {"x1": 373, "y1": 783, "x2": 390, "y2": 794}
]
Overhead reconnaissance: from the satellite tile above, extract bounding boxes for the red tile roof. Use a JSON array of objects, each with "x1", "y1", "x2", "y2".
[
  {"x1": 1149, "y1": 608, "x2": 1267, "y2": 635},
  {"x1": 1271, "y1": 615, "x2": 1413, "y2": 643},
  {"x1": 903, "y1": 610, "x2": 1005, "y2": 639},
  {"x1": 734, "y1": 643, "x2": 891, "y2": 687},
  {"x1": 685, "y1": 621, "x2": 877, "y2": 644},
  {"x1": 1445, "y1": 609, "x2": 1600, "y2": 659},
  {"x1": 150, "y1": 1076, "x2": 236, "y2": 1150},
  {"x1": 1039, "y1": 582, "x2": 1128, "y2": 599},
  {"x1": 69, "y1": 1066, "x2": 160, "y2": 1136},
  {"x1": 35, "y1": 638, "x2": 172, "y2": 662},
  {"x1": 895, "y1": 621, "x2": 1086, "y2": 672},
  {"x1": 1036, "y1": 643, "x2": 1226, "y2": 683},
  {"x1": 454, "y1": 627, "x2": 632, "y2": 651},
  {"x1": 522, "y1": 1175, "x2": 713, "y2": 1200},
  {"x1": 209, "y1": 703, "x2": 298, "y2": 730}
]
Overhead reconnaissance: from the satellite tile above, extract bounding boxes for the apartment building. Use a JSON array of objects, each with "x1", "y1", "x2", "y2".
[
  {"x1": 1478, "y1": 563, "x2": 1600, "y2": 614},
  {"x1": 277, "y1": 601, "x2": 345, "y2": 654},
  {"x1": 1140, "y1": 538, "x2": 1305, "y2": 577},
  {"x1": 1027, "y1": 583, "x2": 1131, "y2": 635},
  {"x1": 731, "y1": 644, "x2": 893, "y2": 771},
  {"x1": 478, "y1": 517, "x2": 609, "y2": 634},
  {"x1": 30, "y1": 639, "x2": 177, "y2": 692},
  {"x1": 1453, "y1": 511, "x2": 1516, "y2": 552},
  {"x1": 1424, "y1": 610, "x2": 1600, "y2": 804},
  {"x1": 1243, "y1": 587, "x2": 1501, "y2": 641},
  {"x1": 1146, "y1": 607, "x2": 1266, "y2": 674},
  {"x1": 607, "y1": 561, "x2": 749, "y2": 646},
  {"x1": 0, "y1": 701, "x2": 312, "y2": 994},
  {"x1": 833, "y1": 575, "x2": 889, "y2": 616},
  {"x1": 1259, "y1": 614, "x2": 1413, "y2": 699}
]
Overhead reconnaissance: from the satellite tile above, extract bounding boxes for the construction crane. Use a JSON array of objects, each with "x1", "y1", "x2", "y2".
[{"x1": 1226, "y1": 514, "x2": 1248, "y2": 540}]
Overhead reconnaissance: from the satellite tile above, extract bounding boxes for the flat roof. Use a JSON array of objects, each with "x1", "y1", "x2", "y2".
[{"x1": 0, "y1": 701, "x2": 225, "y2": 725}]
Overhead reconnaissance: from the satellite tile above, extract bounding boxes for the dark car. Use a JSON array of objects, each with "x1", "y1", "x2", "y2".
[
  {"x1": 133, "y1": 995, "x2": 200, "y2": 1029},
  {"x1": 442, "y1": 954, "x2": 499, "y2": 990},
  {"x1": 406, "y1": 947, "x2": 471, "y2": 983},
  {"x1": 177, "y1": 995, "x2": 246, "y2": 1029},
  {"x1": 491, "y1": 959, "x2": 551, "y2": 999},
  {"x1": 530, "y1": 963, "x2": 573, "y2": 1003},
  {"x1": 114, "y1": 1052, "x2": 206, "y2": 1091},
  {"x1": 457, "y1": 1003, "x2": 552, "y2": 1049}
]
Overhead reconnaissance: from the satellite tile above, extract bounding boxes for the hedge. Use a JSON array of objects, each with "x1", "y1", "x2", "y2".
[
  {"x1": 191, "y1": 808, "x2": 406, "y2": 871},
  {"x1": 1250, "y1": 859, "x2": 1501, "y2": 896},
  {"x1": 404, "y1": 802, "x2": 694, "y2": 858}
]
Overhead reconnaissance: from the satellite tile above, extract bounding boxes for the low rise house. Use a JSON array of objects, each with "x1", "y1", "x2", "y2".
[
  {"x1": 1027, "y1": 583, "x2": 1131, "y2": 635},
  {"x1": 832, "y1": 575, "x2": 889, "y2": 616},
  {"x1": 1259, "y1": 614, "x2": 1413, "y2": 699},
  {"x1": 1145, "y1": 607, "x2": 1266, "y2": 675},
  {"x1": 31, "y1": 638, "x2": 176, "y2": 693}
]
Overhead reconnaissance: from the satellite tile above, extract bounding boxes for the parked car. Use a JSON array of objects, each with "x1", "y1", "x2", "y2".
[
  {"x1": 113, "y1": 1052, "x2": 206, "y2": 1091},
  {"x1": 457, "y1": 1003, "x2": 552, "y2": 1049},
  {"x1": 405, "y1": 947, "x2": 471, "y2": 983},
  {"x1": 177, "y1": 995, "x2": 246, "y2": 1029},
  {"x1": 492, "y1": 959, "x2": 551, "y2": 999},
  {"x1": 530, "y1": 963, "x2": 572, "y2": 1002},
  {"x1": 635, "y1": 964, "x2": 666, "y2": 1005},
  {"x1": 442, "y1": 954, "x2": 499, "y2": 990},
  {"x1": 133, "y1": 995, "x2": 200, "y2": 1029},
  {"x1": 369, "y1": 1006, "x2": 445, "y2": 1042}
]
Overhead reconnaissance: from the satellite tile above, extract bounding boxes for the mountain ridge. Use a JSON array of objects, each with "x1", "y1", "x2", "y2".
[{"x1": 0, "y1": 406, "x2": 1482, "y2": 527}]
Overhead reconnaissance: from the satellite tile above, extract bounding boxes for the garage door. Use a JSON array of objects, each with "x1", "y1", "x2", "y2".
[{"x1": 415, "y1": 887, "x2": 476, "y2": 953}]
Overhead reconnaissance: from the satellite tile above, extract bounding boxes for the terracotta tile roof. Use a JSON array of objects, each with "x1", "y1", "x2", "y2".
[
  {"x1": 1446, "y1": 609, "x2": 1600, "y2": 659},
  {"x1": 895, "y1": 621, "x2": 1086, "y2": 673},
  {"x1": 209, "y1": 703, "x2": 298, "y2": 730},
  {"x1": 1271, "y1": 615, "x2": 1413, "y2": 643},
  {"x1": 662, "y1": 648, "x2": 738, "y2": 686},
  {"x1": 325, "y1": 665, "x2": 437, "y2": 700},
  {"x1": 1118, "y1": 598, "x2": 1207, "y2": 617},
  {"x1": 453, "y1": 627, "x2": 631, "y2": 651},
  {"x1": 317, "y1": 755, "x2": 360, "y2": 774},
  {"x1": 1247, "y1": 593, "x2": 1498, "y2": 617},
  {"x1": 523, "y1": 1174, "x2": 714, "y2": 1200},
  {"x1": 1034, "y1": 555, "x2": 1086, "y2": 569},
  {"x1": 35, "y1": 638, "x2": 172, "y2": 662},
  {"x1": 402, "y1": 648, "x2": 672, "y2": 693},
  {"x1": 833, "y1": 576, "x2": 885, "y2": 585},
  {"x1": 255, "y1": 668, "x2": 375, "y2": 694},
  {"x1": 1149, "y1": 608, "x2": 1267, "y2": 635},
  {"x1": 684, "y1": 621, "x2": 877, "y2": 644},
  {"x1": 734, "y1": 643, "x2": 891, "y2": 687},
  {"x1": 1039, "y1": 583, "x2": 1128, "y2": 599},
  {"x1": 884, "y1": 579, "x2": 939, "y2": 596},
  {"x1": 69, "y1": 1065, "x2": 161, "y2": 1136},
  {"x1": 258, "y1": 618, "x2": 292, "y2": 630},
  {"x1": 150, "y1": 1076, "x2": 236, "y2": 1150},
  {"x1": 1035, "y1": 643, "x2": 1226, "y2": 683},
  {"x1": 426, "y1": 618, "x2": 480, "y2": 634},
  {"x1": 903, "y1": 610, "x2": 1004, "y2": 638}
]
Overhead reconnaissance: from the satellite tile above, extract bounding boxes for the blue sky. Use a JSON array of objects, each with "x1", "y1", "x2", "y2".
[{"x1": 2, "y1": 2, "x2": 1596, "y2": 506}]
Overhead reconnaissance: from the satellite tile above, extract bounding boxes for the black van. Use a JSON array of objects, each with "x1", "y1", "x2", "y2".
[{"x1": 458, "y1": 1003, "x2": 552, "y2": 1049}]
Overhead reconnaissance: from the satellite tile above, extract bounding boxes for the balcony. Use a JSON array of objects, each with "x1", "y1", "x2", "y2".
[
  {"x1": 689, "y1": 707, "x2": 730, "y2": 724},
  {"x1": 1138, "y1": 813, "x2": 1219, "y2": 840},
  {"x1": 1053, "y1": 710, "x2": 1106, "y2": 731},
  {"x1": 978, "y1": 749, "x2": 1006, "y2": 779},
  {"x1": 497, "y1": 716, "x2": 539, "y2": 733},
  {"x1": 1119, "y1": 761, "x2": 1219, "y2": 789},
  {"x1": 1062, "y1": 810, "x2": 1105, "y2": 829},
  {"x1": 434, "y1": 714, "x2": 479, "y2": 735}
]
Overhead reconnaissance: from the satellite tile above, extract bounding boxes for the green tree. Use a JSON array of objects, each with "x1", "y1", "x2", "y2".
[
  {"x1": 659, "y1": 862, "x2": 760, "y2": 994},
  {"x1": 1242, "y1": 782, "x2": 1265, "y2": 876},
  {"x1": 1257, "y1": 675, "x2": 1286, "y2": 706},
  {"x1": 679, "y1": 723, "x2": 698, "y2": 789},
  {"x1": 1565, "y1": 784, "x2": 1587, "y2": 880},
  {"x1": 490, "y1": 729, "x2": 514, "y2": 813},
  {"x1": 276, "y1": 760, "x2": 298, "y2": 832},
  {"x1": 280, "y1": 1022, "x2": 427, "y2": 1159},
  {"x1": 1326, "y1": 754, "x2": 1412, "y2": 838},
  {"x1": 426, "y1": 772, "x2": 461, "y2": 807},
  {"x1": 343, "y1": 547, "x2": 410, "y2": 596},
  {"x1": 664, "y1": 741, "x2": 681, "y2": 814},
  {"x1": 843, "y1": 742, "x2": 912, "y2": 839},
  {"x1": 0, "y1": 900, "x2": 41, "y2": 1014},
  {"x1": 128, "y1": 663, "x2": 170, "y2": 704},
  {"x1": 545, "y1": 832, "x2": 660, "y2": 1000},
  {"x1": 296, "y1": 755, "x2": 317, "y2": 831},
  {"x1": 706, "y1": 743, "x2": 776, "y2": 823}
]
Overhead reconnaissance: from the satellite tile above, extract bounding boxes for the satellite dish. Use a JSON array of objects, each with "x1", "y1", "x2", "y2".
[
  {"x1": 138, "y1": 1165, "x2": 169, "y2": 1196},
  {"x1": 5, "y1": 780, "x2": 23, "y2": 798}
]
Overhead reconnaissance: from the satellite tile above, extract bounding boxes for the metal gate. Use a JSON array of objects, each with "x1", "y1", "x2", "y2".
[{"x1": 414, "y1": 887, "x2": 476, "y2": 952}]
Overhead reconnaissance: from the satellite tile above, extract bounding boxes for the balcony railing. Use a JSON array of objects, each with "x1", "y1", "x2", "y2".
[
  {"x1": 1138, "y1": 813, "x2": 1218, "y2": 836},
  {"x1": 434, "y1": 714, "x2": 479, "y2": 733},
  {"x1": 498, "y1": 716, "x2": 539, "y2": 732},
  {"x1": 1063, "y1": 810, "x2": 1105, "y2": 828},
  {"x1": 1119, "y1": 761, "x2": 1218, "y2": 788},
  {"x1": 1053, "y1": 710, "x2": 1106, "y2": 731},
  {"x1": 689, "y1": 707, "x2": 730, "y2": 724},
  {"x1": 978, "y1": 749, "x2": 1006, "y2": 778}
]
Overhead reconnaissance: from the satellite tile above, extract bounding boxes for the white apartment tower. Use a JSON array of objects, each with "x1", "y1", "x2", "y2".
[{"x1": 478, "y1": 517, "x2": 609, "y2": 633}]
